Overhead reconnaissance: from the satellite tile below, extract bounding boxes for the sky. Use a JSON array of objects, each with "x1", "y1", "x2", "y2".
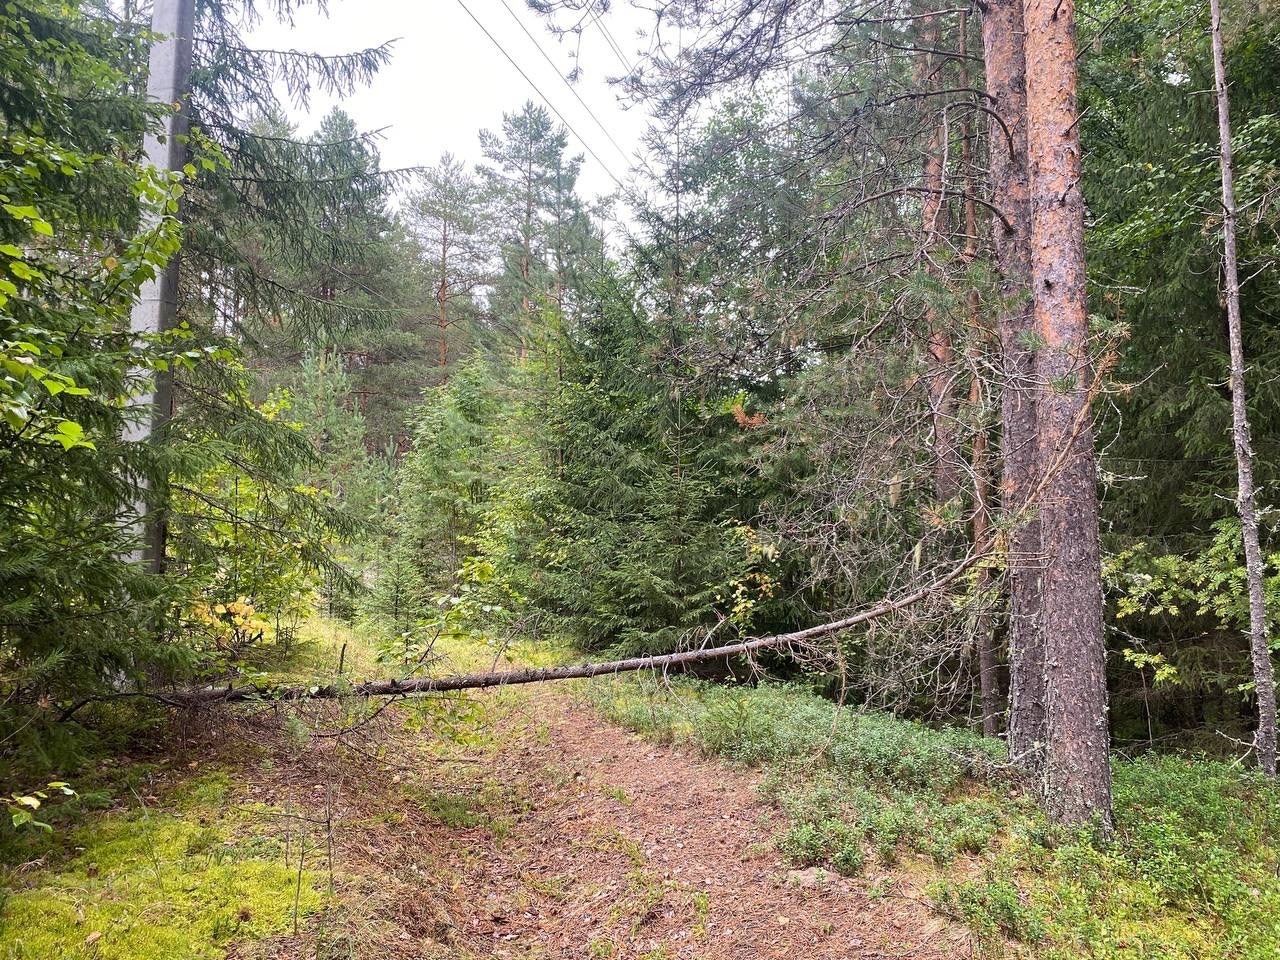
[{"x1": 245, "y1": 0, "x2": 657, "y2": 214}]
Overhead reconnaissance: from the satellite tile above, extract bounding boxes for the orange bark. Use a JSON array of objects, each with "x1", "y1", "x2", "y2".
[
  {"x1": 1024, "y1": 0, "x2": 1113, "y2": 829},
  {"x1": 980, "y1": 0, "x2": 1045, "y2": 769}
]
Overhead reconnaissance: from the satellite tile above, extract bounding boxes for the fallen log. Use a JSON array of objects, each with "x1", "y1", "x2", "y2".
[{"x1": 158, "y1": 558, "x2": 974, "y2": 708}]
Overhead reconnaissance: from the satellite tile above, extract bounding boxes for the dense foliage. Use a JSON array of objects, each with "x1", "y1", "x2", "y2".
[
  {"x1": 4, "y1": 0, "x2": 1277, "y2": 760},
  {"x1": 0, "y1": 0, "x2": 192, "y2": 712},
  {"x1": 345, "y1": 0, "x2": 1280, "y2": 754},
  {"x1": 0, "y1": 0, "x2": 403, "y2": 745}
]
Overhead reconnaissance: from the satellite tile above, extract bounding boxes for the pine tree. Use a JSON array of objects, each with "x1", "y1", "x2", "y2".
[
  {"x1": 1025, "y1": 0, "x2": 1114, "y2": 830},
  {"x1": 981, "y1": 0, "x2": 1044, "y2": 769},
  {"x1": 405, "y1": 154, "x2": 493, "y2": 374},
  {"x1": 478, "y1": 101, "x2": 576, "y2": 352}
]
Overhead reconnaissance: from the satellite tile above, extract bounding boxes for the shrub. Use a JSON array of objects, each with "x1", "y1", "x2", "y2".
[{"x1": 931, "y1": 877, "x2": 1048, "y2": 947}]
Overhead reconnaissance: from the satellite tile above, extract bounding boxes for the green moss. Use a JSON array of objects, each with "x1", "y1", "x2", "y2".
[
  {"x1": 0, "y1": 774, "x2": 326, "y2": 960},
  {"x1": 171, "y1": 770, "x2": 234, "y2": 811}
]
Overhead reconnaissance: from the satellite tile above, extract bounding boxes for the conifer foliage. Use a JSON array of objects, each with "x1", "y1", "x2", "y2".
[
  {"x1": 0, "y1": 0, "x2": 401, "y2": 734},
  {"x1": 4, "y1": 0, "x2": 1280, "y2": 846}
]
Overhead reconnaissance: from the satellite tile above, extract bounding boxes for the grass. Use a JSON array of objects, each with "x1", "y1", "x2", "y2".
[
  {"x1": 0, "y1": 613, "x2": 523, "y2": 960},
  {"x1": 588, "y1": 674, "x2": 1280, "y2": 959},
  {"x1": 0, "y1": 771, "x2": 326, "y2": 960},
  {"x1": 603, "y1": 785, "x2": 632, "y2": 805},
  {"x1": 690, "y1": 890, "x2": 710, "y2": 939},
  {"x1": 403, "y1": 774, "x2": 532, "y2": 843},
  {"x1": 0, "y1": 611, "x2": 548, "y2": 959}
]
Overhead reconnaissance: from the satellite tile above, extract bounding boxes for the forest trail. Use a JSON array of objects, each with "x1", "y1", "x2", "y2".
[
  {"x1": 440, "y1": 692, "x2": 967, "y2": 960},
  {"x1": 279, "y1": 685, "x2": 970, "y2": 960}
]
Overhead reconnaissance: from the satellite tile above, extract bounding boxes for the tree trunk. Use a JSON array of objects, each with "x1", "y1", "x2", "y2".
[
  {"x1": 109, "y1": 559, "x2": 979, "y2": 712},
  {"x1": 1209, "y1": 0, "x2": 1277, "y2": 777},
  {"x1": 916, "y1": 9, "x2": 960, "y2": 504},
  {"x1": 1024, "y1": 0, "x2": 1113, "y2": 830},
  {"x1": 980, "y1": 0, "x2": 1044, "y2": 767},
  {"x1": 519, "y1": 152, "x2": 535, "y2": 362},
  {"x1": 437, "y1": 220, "x2": 450, "y2": 370},
  {"x1": 972, "y1": 374, "x2": 1001, "y2": 736},
  {"x1": 959, "y1": 11, "x2": 1002, "y2": 737}
]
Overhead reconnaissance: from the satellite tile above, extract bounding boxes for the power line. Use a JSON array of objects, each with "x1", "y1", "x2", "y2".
[
  {"x1": 591, "y1": 7, "x2": 635, "y2": 77},
  {"x1": 493, "y1": 0, "x2": 632, "y2": 166},
  {"x1": 451, "y1": 0, "x2": 626, "y2": 189}
]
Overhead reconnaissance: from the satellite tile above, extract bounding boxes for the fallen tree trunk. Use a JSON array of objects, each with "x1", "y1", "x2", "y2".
[{"x1": 158, "y1": 560, "x2": 974, "y2": 708}]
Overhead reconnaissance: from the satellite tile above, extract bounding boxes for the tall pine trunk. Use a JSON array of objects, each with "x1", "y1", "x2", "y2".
[
  {"x1": 1024, "y1": 0, "x2": 1113, "y2": 829},
  {"x1": 980, "y1": 0, "x2": 1044, "y2": 765},
  {"x1": 1209, "y1": 0, "x2": 1278, "y2": 777}
]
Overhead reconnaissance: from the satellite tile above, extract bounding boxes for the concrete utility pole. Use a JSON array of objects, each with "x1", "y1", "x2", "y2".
[{"x1": 126, "y1": 0, "x2": 197, "y2": 572}]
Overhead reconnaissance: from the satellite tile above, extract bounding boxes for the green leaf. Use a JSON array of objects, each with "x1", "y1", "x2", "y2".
[{"x1": 53, "y1": 419, "x2": 94, "y2": 450}]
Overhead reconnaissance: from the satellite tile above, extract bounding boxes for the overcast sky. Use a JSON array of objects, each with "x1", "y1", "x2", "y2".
[{"x1": 246, "y1": 0, "x2": 656, "y2": 214}]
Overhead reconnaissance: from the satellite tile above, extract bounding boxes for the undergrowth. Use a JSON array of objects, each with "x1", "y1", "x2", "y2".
[
  {"x1": 589, "y1": 675, "x2": 1280, "y2": 959},
  {"x1": 0, "y1": 616, "x2": 547, "y2": 959},
  {"x1": 0, "y1": 770, "x2": 326, "y2": 959}
]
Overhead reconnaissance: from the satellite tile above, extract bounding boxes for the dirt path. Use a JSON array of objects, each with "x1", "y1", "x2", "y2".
[
  {"x1": 238, "y1": 686, "x2": 970, "y2": 959},
  {"x1": 419, "y1": 693, "x2": 966, "y2": 960}
]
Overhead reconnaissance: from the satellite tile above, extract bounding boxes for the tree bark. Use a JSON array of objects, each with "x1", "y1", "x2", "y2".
[
  {"x1": 972, "y1": 374, "x2": 1001, "y2": 736},
  {"x1": 980, "y1": 0, "x2": 1044, "y2": 765},
  {"x1": 437, "y1": 219, "x2": 451, "y2": 370},
  {"x1": 960, "y1": 11, "x2": 1002, "y2": 737},
  {"x1": 1209, "y1": 0, "x2": 1277, "y2": 777},
  {"x1": 1024, "y1": 0, "x2": 1113, "y2": 829}
]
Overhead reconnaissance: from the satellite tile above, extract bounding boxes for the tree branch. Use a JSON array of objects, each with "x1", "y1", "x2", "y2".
[{"x1": 154, "y1": 557, "x2": 978, "y2": 708}]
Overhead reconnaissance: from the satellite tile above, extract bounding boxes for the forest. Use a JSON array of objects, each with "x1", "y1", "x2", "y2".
[{"x1": 1, "y1": 0, "x2": 1280, "y2": 956}]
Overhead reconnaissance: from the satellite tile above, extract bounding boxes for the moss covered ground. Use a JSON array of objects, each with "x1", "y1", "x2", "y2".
[
  {"x1": 0, "y1": 768, "x2": 327, "y2": 960},
  {"x1": 7, "y1": 622, "x2": 1279, "y2": 959},
  {"x1": 0, "y1": 618, "x2": 559, "y2": 960}
]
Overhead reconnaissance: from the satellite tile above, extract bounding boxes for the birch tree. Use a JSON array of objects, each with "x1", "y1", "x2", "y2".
[{"x1": 1208, "y1": 0, "x2": 1278, "y2": 777}]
